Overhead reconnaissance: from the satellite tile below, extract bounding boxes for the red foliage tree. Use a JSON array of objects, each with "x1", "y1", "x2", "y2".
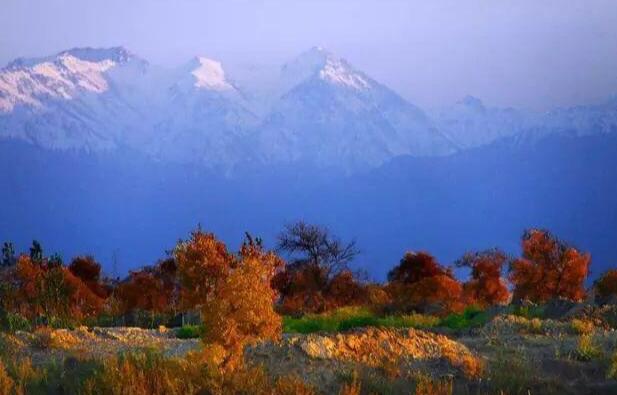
[
  {"x1": 457, "y1": 249, "x2": 511, "y2": 307},
  {"x1": 509, "y1": 229, "x2": 590, "y2": 303},
  {"x1": 386, "y1": 251, "x2": 463, "y2": 315},
  {"x1": 387, "y1": 252, "x2": 450, "y2": 284},
  {"x1": 174, "y1": 229, "x2": 233, "y2": 310},
  {"x1": 324, "y1": 270, "x2": 368, "y2": 310},
  {"x1": 594, "y1": 269, "x2": 617, "y2": 303},
  {"x1": 68, "y1": 256, "x2": 110, "y2": 298},
  {"x1": 12, "y1": 255, "x2": 104, "y2": 321},
  {"x1": 115, "y1": 269, "x2": 171, "y2": 325}
]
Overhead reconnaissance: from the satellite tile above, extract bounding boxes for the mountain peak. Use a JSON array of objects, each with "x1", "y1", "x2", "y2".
[
  {"x1": 5, "y1": 46, "x2": 138, "y2": 70},
  {"x1": 282, "y1": 47, "x2": 370, "y2": 91},
  {"x1": 189, "y1": 57, "x2": 234, "y2": 91}
]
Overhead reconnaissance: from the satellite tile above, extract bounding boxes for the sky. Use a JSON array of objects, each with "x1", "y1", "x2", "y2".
[{"x1": 1, "y1": 0, "x2": 617, "y2": 110}]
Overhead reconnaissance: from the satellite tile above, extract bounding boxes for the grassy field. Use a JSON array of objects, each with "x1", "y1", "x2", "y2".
[{"x1": 282, "y1": 306, "x2": 489, "y2": 334}]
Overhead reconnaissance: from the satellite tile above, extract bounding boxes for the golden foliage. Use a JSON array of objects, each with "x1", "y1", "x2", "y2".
[{"x1": 202, "y1": 242, "x2": 283, "y2": 371}]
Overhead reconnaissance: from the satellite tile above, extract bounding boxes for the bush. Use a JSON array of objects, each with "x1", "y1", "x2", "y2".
[
  {"x1": 439, "y1": 306, "x2": 489, "y2": 330},
  {"x1": 595, "y1": 269, "x2": 617, "y2": 303},
  {"x1": 31, "y1": 327, "x2": 55, "y2": 350},
  {"x1": 570, "y1": 318, "x2": 594, "y2": 335},
  {"x1": 283, "y1": 307, "x2": 441, "y2": 334},
  {"x1": 575, "y1": 333, "x2": 602, "y2": 361},
  {"x1": 176, "y1": 325, "x2": 202, "y2": 339},
  {"x1": 0, "y1": 311, "x2": 31, "y2": 332}
]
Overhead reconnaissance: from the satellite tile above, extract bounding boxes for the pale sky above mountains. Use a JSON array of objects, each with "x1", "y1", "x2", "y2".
[{"x1": 1, "y1": 0, "x2": 617, "y2": 110}]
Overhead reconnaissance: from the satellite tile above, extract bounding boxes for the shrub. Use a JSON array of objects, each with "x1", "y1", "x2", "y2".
[
  {"x1": 575, "y1": 333, "x2": 601, "y2": 361},
  {"x1": 486, "y1": 351, "x2": 534, "y2": 395},
  {"x1": 570, "y1": 318, "x2": 594, "y2": 335},
  {"x1": 0, "y1": 361, "x2": 15, "y2": 395},
  {"x1": 414, "y1": 374, "x2": 453, "y2": 395},
  {"x1": 0, "y1": 311, "x2": 31, "y2": 332},
  {"x1": 176, "y1": 325, "x2": 203, "y2": 339},
  {"x1": 439, "y1": 306, "x2": 489, "y2": 330},
  {"x1": 595, "y1": 269, "x2": 617, "y2": 303},
  {"x1": 31, "y1": 327, "x2": 55, "y2": 350},
  {"x1": 283, "y1": 307, "x2": 441, "y2": 333},
  {"x1": 607, "y1": 350, "x2": 617, "y2": 379},
  {"x1": 338, "y1": 372, "x2": 361, "y2": 395},
  {"x1": 273, "y1": 375, "x2": 316, "y2": 395}
]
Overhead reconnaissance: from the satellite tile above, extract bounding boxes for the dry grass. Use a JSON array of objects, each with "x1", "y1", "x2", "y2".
[
  {"x1": 574, "y1": 333, "x2": 602, "y2": 361},
  {"x1": 338, "y1": 372, "x2": 361, "y2": 395},
  {"x1": 414, "y1": 374, "x2": 453, "y2": 395},
  {"x1": 570, "y1": 318, "x2": 595, "y2": 335},
  {"x1": 0, "y1": 361, "x2": 15, "y2": 395},
  {"x1": 607, "y1": 349, "x2": 617, "y2": 379}
]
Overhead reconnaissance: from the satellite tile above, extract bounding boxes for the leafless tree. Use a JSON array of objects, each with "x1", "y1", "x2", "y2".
[{"x1": 276, "y1": 221, "x2": 359, "y2": 278}]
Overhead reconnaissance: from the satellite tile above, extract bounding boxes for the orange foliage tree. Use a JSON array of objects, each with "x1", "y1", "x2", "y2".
[
  {"x1": 201, "y1": 236, "x2": 283, "y2": 371},
  {"x1": 386, "y1": 251, "x2": 463, "y2": 315},
  {"x1": 456, "y1": 249, "x2": 511, "y2": 307},
  {"x1": 509, "y1": 229, "x2": 590, "y2": 303}
]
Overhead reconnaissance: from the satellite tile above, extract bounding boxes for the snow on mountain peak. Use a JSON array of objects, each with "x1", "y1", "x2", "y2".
[
  {"x1": 0, "y1": 47, "x2": 140, "y2": 112},
  {"x1": 282, "y1": 47, "x2": 370, "y2": 91},
  {"x1": 190, "y1": 57, "x2": 233, "y2": 91}
]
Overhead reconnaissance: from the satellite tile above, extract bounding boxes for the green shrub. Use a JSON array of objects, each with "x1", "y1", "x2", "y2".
[
  {"x1": 0, "y1": 311, "x2": 31, "y2": 332},
  {"x1": 439, "y1": 306, "x2": 488, "y2": 330},
  {"x1": 176, "y1": 325, "x2": 203, "y2": 339},
  {"x1": 510, "y1": 305, "x2": 545, "y2": 319},
  {"x1": 283, "y1": 307, "x2": 440, "y2": 334}
]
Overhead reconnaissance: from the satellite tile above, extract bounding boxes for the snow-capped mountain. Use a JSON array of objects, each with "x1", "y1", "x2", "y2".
[
  {"x1": 2, "y1": 46, "x2": 616, "y2": 172},
  {"x1": 434, "y1": 95, "x2": 617, "y2": 149},
  {"x1": 256, "y1": 47, "x2": 456, "y2": 169},
  {"x1": 0, "y1": 47, "x2": 151, "y2": 151},
  {"x1": 433, "y1": 96, "x2": 532, "y2": 149},
  {"x1": 146, "y1": 56, "x2": 258, "y2": 168}
]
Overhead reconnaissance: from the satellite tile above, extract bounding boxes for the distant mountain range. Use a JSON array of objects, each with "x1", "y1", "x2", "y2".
[
  {"x1": 4, "y1": 46, "x2": 614, "y2": 172},
  {"x1": 1, "y1": 46, "x2": 616, "y2": 278}
]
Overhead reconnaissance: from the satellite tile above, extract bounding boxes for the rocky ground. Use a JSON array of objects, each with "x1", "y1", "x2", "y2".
[
  {"x1": 2, "y1": 310, "x2": 617, "y2": 394},
  {"x1": 4, "y1": 326, "x2": 201, "y2": 365}
]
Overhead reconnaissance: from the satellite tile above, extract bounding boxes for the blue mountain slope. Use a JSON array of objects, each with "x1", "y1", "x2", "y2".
[{"x1": 1, "y1": 132, "x2": 616, "y2": 280}]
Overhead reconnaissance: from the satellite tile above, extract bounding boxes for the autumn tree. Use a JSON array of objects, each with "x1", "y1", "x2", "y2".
[
  {"x1": 200, "y1": 234, "x2": 283, "y2": 371},
  {"x1": 13, "y1": 254, "x2": 104, "y2": 323},
  {"x1": 115, "y1": 269, "x2": 170, "y2": 326},
  {"x1": 277, "y1": 221, "x2": 358, "y2": 279},
  {"x1": 509, "y1": 229, "x2": 590, "y2": 303},
  {"x1": 273, "y1": 221, "x2": 363, "y2": 314},
  {"x1": 594, "y1": 269, "x2": 617, "y2": 304},
  {"x1": 386, "y1": 251, "x2": 463, "y2": 315},
  {"x1": 69, "y1": 256, "x2": 109, "y2": 298},
  {"x1": 174, "y1": 229, "x2": 233, "y2": 311},
  {"x1": 456, "y1": 249, "x2": 510, "y2": 307}
]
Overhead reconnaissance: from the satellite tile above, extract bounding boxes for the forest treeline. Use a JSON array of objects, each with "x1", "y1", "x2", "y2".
[{"x1": 1, "y1": 222, "x2": 616, "y2": 334}]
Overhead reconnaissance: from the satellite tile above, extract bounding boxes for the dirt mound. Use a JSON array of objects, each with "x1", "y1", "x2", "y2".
[
  {"x1": 248, "y1": 327, "x2": 482, "y2": 392},
  {"x1": 10, "y1": 326, "x2": 200, "y2": 365},
  {"x1": 297, "y1": 327, "x2": 473, "y2": 367}
]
